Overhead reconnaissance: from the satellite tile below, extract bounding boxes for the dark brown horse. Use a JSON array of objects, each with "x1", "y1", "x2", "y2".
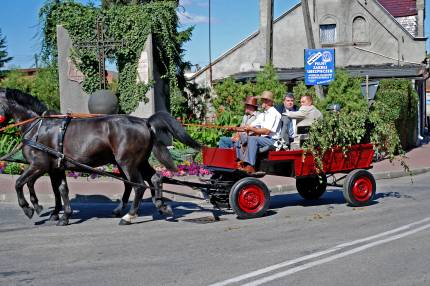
[{"x1": 0, "y1": 88, "x2": 201, "y2": 225}]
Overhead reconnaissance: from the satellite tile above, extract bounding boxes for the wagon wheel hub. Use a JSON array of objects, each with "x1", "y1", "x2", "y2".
[
  {"x1": 238, "y1": 185, "x2": 265, "y2": 213},
  {"x1": 352, "y1": 177, "x2": 373, "y2": 202}
]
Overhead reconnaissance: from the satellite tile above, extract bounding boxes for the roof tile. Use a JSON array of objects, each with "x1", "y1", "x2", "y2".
[{"x1": 378, "y1": 0, "x2": 417, "y2": 17}]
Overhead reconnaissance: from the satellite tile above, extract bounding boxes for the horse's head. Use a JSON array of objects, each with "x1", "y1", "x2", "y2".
[{"x1": 0, "y1": 88, "x2": 48, "y2": 124}]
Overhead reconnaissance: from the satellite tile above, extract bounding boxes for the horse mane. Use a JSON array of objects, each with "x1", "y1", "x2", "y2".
[{"x1": 2, "y1": 88, "x2": 48, "y2": 115}]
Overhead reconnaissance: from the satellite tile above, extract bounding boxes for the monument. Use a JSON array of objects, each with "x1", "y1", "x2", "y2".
[
  {"x1": 57, "y1": 25, "x2": 90, "y2": 113},
  {"x1": 57, "y1": 25, "x2": 169, "y2": 117},
  {"x1": 131, "y1": 33, "x2": 170, "y2": 118}
]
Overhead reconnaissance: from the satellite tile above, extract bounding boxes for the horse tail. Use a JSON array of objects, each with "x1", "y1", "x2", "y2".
[
  {"x1": 148, "y1": 111, "x2": 201, "y2": 172},
  {"x1": 148, "y1": 111, "x2": 201, "y2": 150}
]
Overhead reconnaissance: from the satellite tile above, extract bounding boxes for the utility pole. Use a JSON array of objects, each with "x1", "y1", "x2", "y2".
[
  {"x1": 208, "y1": 0, "x2": 213, "y2": 86},
  {"x1": 301, "y1": 0, "x2": 324, "y2": 98},
  {"x1": 260, "y1": 0, "x2": 274, "y2": 65}
]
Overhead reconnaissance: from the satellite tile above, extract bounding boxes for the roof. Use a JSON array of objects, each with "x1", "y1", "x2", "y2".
[
  {"x1": 232, "y1": 64, "x2": 427, "y2": 82},
  {"x1": 377, "y1": 0, "x2": 417, "y2": 17}
]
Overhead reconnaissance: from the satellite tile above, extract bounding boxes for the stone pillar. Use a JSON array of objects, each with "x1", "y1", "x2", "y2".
[
  {"x1": 131, "y1": 33, "x2": 169, "y2": 118},
  {"x1": 259, "y1": 0, "x2": 274, "y2": 65},
  {"x1": 57, "y1": 25, "x2": 90, "y2": 113}
]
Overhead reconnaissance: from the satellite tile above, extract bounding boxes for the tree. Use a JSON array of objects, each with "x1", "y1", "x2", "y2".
[
  {"x1": 0, "y1": 28, "x2": 13, "y2": 68},
  {"x1": 101, "y1": 0, "x2": 176, "y2": 9}
]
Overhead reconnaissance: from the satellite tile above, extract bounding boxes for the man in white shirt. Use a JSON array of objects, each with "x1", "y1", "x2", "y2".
[
  {"x1": 218, "y1": 96, "x2": 260, "y2": 148},
  {"x1": 235, "y1": 91, "x2": 281, "y2": 173}
]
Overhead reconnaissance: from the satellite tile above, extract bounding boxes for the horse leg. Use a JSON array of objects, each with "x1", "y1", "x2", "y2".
[
  {"x1": 145, "y1": 166, "x2": 173, "y2": 217},
  {"x1": 27, "y1": 177, "x2": 44, "y2": 216},
  {"x1": 56, "y1": 172, "x2": 72, "y2": 226},
  {"x1": 112, "y1": 169, "x2": 132, "y2": 217},
  {"x1": 15, "y1": 166, "x2": 45, "y2": 219},
  {"x1": 48, "y1": 171, "x2": 64, "y2": 221},
  {"x1": 119, "y1": 169, "x2": 145, "y2": 225}
]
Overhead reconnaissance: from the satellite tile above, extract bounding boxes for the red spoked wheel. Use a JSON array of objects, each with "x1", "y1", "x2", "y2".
[
  {"x1": 229, "y1": 178, "x2": 270, "y2": 219},
  {"x1": 343, "y1": 169, "x2": 376, "y2": 207}
]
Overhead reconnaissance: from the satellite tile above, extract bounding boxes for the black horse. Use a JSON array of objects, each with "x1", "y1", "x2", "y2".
[{"x1": 0, "y1": 88, "x2": 201, "y2": 225}]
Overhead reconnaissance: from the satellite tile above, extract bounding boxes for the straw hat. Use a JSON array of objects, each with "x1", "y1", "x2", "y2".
[
  {"x1": 244, "y1": 96, "x2": 258, "y2": 107},
  {"x1": 258, "y1": 90, "x2": 274, "y2": 102}
]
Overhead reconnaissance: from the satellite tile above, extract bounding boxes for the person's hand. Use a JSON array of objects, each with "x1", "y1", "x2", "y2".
[
  {"x1": 244, "y1": 125, "x2": 254, "y2": 133},
  {"x1": 231, "y1": 133, "x2": 240, "y2": 142}
]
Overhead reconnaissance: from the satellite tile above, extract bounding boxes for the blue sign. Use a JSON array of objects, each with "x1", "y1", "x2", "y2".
[{"x1": 304, "y1": 48, "x2": 335, "y2": 85}]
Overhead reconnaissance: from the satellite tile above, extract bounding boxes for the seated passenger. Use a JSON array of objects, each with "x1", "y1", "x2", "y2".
[
  {"x1": 275, "y1": 93, "x2": 297, "y2": 144},
  {"x1": 218, "y1": 96, "x2": 259, "y2": 148},
  {"x1": 282, "y1": 95, "x2": 322, "y2": 133},
  {"x1": 235, "y1": 91, "x2": 281, "y2": 173}
]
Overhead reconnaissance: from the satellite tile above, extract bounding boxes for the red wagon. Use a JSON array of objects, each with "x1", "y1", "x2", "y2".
[{"x1": 201, "y1": 144, "x2": 376, "y2": 219}]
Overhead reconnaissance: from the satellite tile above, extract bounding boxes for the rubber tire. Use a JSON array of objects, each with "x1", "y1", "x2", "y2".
[
  {"x1": 343, "y1": 169, "x2": 376, "y2": 207},
  {"x1": 296, "y1": 175, "x2": 327, "y2": 200},
  {"x1": 229, "y1": 177, "x2": 270, "y2": 219}
]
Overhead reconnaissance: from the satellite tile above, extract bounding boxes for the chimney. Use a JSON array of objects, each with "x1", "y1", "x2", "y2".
[
  {"x1": 260, "y1": 0, "x2": 274, "y2": 65},
  {"x1": 416, "y1": 0, "x2": 424, "y2": 37}
]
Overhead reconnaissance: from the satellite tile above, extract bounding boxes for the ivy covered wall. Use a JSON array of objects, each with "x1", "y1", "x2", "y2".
[{"x1": 39, "y1": 0, "x2": 192, "y2": 113}]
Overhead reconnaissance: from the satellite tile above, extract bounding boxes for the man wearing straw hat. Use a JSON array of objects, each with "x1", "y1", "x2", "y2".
[
  {"x1": 218, "y1": 96, "x2": 260, "y2": 148},
  {"x1": 236, "y1": 90, "x2": 281, "y2": 173}
]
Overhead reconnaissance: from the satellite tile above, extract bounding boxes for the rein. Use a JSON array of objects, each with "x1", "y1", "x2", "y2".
[
  {"x1": 0, "y1": 113, "x2": 104, "y2": 133},
  {"x1": 182, "y1": 122, "x2": 244, "y2": 132}
]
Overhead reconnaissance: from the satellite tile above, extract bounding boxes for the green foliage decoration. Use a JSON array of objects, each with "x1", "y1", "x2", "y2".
[
  {"x1": 303, "y1": 70, "x2": 416, "y2": 172},
  {"x1": 39, "y1": 0, "x2": 191, "y2": 113},
  {"x1": 303, "y1": 70, "x2": 368, "y2": 169}
]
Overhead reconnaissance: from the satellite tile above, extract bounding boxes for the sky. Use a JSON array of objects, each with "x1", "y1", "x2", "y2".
[{"x1": 0, "y1": 0, "x2": 429, "y2": 70}]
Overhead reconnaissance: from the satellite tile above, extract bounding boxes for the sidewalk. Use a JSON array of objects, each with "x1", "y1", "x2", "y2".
[{"x1": 0, "y1": 142, "x2": 429, "y2": 204}]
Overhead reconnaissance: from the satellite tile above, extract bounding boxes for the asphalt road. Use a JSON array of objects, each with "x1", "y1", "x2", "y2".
[{"x1": 1, "y1": 172, "x2": 430, "y2": 286}]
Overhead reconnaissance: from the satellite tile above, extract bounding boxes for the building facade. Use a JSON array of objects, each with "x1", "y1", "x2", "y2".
[{"x1": 189, "y1": 0, "x2": 428, "y2": 139}]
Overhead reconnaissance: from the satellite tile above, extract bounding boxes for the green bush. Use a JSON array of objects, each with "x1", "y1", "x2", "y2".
[
  {"x1": 0, "y1": 66, "x2": 60, "y2": 110},
  {"x1": 372, "y1": 79, "x2": 418, "y2": 150},
  {"x1": 212, "y1": 64, "x2": 286, "y2": 115}
]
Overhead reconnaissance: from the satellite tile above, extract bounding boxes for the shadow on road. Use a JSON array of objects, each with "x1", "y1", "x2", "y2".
[
  {"x1": 269, "y1": 188, "x2": 380, "y2": 211},
  {"x1": 33, "y1": 195, "x2": 227, "y2": 226},
  {"x1": 32, "y1": 187, "x2": 402, "y2": 226}
]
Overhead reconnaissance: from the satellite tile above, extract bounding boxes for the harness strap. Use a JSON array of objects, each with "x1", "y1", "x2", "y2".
[
  {"x1": 57, "y1": 116, "x2": 71, "y2": 167},
  {"x1": 22, "y1": 139, "x2": 149, "y2": 188},
  {"x1": 21, "y1": 138, "x2": 209, "y2": 201}
]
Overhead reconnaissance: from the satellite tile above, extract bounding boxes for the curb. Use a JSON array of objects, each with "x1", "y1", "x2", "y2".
[{"x1": 372, "y1": 167, "x2": 430, "y2": 180}]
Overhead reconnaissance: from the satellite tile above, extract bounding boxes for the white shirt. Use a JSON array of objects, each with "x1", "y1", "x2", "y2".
[
  {"x1": 240, "y1": 111, "x2": 259, "y2": 127},
  {"x1": 250, "y1": 106, "x2": 281, "y2": 138}
]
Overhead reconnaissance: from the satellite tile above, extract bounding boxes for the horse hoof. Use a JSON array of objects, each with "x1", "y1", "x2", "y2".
[
  {"x1": 35, "y1": 205, "x2": 43, "y2": 216},
  {"x1": 56, "y1": 218, "x2": 69, "y2": 226},
  {"x1": 23, "y1": 207, "x2": 35, "y2": 219},
  {"x1": 158, "y1": 205, "x2": 174, "y2": 217},
  {"x1": 118, "y1": 219, "x2": 131, "y2": 225},
  {"x1": 49, "y1": 214, "x2": 59, "y2": 221}
]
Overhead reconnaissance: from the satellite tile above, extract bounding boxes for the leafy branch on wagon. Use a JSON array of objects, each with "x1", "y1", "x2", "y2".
[{"x1": 303, "y1": 70, "x2": 417, "y2": 173}]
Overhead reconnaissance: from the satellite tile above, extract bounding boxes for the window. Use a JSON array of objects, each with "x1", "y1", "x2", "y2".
[
  {"x1": 352, "y1": 16, "x2": 368, "y2": 43},
  {"x1": 320, "y1": 24, "x2": 336, "y2": 44}
]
